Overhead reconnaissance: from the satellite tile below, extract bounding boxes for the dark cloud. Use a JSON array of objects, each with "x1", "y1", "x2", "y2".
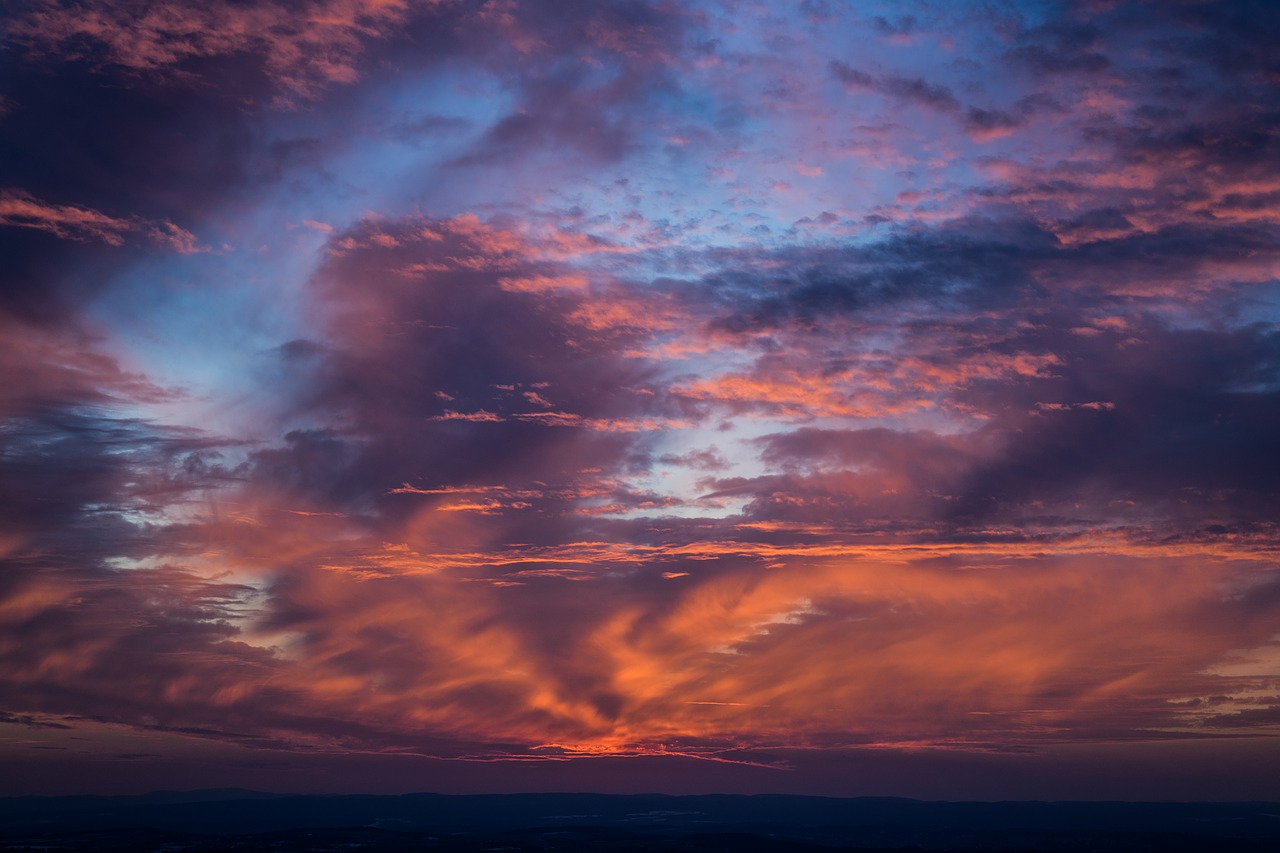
[
  {"x1": 0, "y1": 55, "x2": 256, "y2": 225},
  {"x1": 0, "y1": 55, "x2": 262, "y2": 322},
  {"x1": 948, "y1": 322, "x2": 1280, "y2": 528},
  {"x1": 703, "y1": 217, "x2": 1056, "y2": 332},
  {"x1": 830, "y1": 60, "x2": 961, "y2": 113},
  {"x1": 449, "y1": 2, "x2": 689, "y2": 165},
  {"x1": 247, "y1": 214, "x2": 674, "y2": 537},
  {"x1": 0, "y1": 711, "x2": 71, "y2": 729},
  {"x1": 1005, "y1": 40, "x2": 1110, "y2": 76},
  {"x1": 963, "y1": 93, "x2": 1061, "y2": 139},
  {"x1": 709, "y1": 306, "x2": 1280, "y2": 552},
  {"x1": 870, "y1": 13, "x2": 919, "y2": 38}
]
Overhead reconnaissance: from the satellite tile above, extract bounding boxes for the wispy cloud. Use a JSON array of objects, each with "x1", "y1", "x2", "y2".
[{"x1": 0, "y1": 189, "x2": 202, "y2": 251}]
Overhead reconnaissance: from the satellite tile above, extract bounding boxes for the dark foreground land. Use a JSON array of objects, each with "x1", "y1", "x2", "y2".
[{"x1": 2, "y1": 791, "x2": 1280, "y2": 852}]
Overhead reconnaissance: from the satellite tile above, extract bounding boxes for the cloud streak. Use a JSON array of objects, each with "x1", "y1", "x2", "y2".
[{"x1": 0, "y1": 189, "x2": 201, "y2": 251}]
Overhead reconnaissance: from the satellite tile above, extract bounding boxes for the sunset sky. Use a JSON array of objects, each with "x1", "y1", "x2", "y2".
[{"x1": 3, "y1": 0, "x2": 1280, "y2": 799}]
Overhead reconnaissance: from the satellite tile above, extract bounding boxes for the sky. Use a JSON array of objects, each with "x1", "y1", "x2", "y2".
[{"x1": 2, "y1": 0, "x2": 1280, "y2": 800}]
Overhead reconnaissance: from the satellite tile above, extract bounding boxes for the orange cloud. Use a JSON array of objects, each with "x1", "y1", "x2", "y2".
[
  {"x1": 0, "y1": 189, "x2": 202, "y2": 251},
  {"x1": 10, "y1": 0, "x2": 410, "y2": 104}
]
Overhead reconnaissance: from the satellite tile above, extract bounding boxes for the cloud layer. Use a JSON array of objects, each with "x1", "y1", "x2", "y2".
[{"x1": 2, "y1": 0, "x2": 1279, "y2": 795}]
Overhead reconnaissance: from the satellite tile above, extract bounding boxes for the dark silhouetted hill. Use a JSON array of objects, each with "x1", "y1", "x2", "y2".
[{"x1": 3, "y1": 791, "x2": 1280, "y2": 851}]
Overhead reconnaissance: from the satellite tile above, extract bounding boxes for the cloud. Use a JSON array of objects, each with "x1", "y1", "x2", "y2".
[
  {"x1": 0, "y1": 189, "x2": 202, "y2": 251},
  {"x1": 7, "y1": 0, "x2": 412, "y2": 105},
  {"x1": 830, "y1": 61, "x2": 961, "y2": 113},
  {"x1": 2, "y1": 0, "x2": 1280, "y2": 788},
  {"x1": 0, "y1": 320, "x2": 266, "y2": 743}
]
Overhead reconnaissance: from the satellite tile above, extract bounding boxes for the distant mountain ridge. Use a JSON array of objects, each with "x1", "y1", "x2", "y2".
[{"x1": 3, "y1": 790, "x2": 1280, "y2": 851}]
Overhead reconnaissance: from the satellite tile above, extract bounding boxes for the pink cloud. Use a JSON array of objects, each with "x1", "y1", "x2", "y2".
[
  {"x1": 0, "y1": 189, "x2": 203, "y2": 251},
  {"x1": 10, "y1": 0, "x2": 410, "y2": 104}
]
